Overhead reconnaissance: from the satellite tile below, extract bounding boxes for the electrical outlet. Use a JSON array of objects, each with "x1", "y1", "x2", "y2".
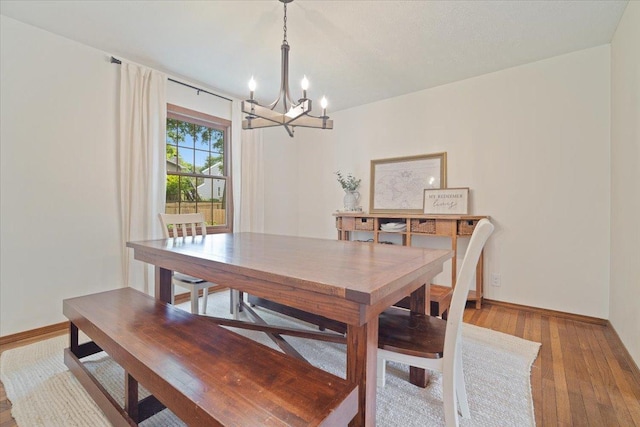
[{"x1": 491, "y1": 273, "x2": 501, "y2": 287}]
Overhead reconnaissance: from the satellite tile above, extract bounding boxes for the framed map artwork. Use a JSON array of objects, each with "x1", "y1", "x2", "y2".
[{"x1": 370, "y1": 152, "x2": 447, "y2": 213}]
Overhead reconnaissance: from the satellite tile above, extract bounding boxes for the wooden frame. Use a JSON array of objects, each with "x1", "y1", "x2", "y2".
[
  {"x1": 166, "y1": 103, "x2": 233, "y2": 234},
  {"x1": 423, "y1": 187, "x2": 469, "y2": 215},
  {"x1": 370, "y1": 152, "x2": 447, "y2": 213}
]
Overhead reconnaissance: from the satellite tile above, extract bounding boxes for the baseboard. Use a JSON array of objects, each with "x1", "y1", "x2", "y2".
[
  {"x1": 0, "y1": 321, "x2": 69, "y2": 347},
  {"x1": 482, "y1": 299, "x2": 608, "y2": 325},
  {"x1": 606, "y1": 320, "x2": 640, "y2": 385}
]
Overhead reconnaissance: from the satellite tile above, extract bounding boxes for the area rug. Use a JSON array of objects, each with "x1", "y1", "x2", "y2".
[{"x1": 1, "y1": 293, "x2": 540, "y2": 426}]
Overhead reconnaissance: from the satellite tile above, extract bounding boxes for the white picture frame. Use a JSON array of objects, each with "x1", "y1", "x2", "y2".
[{"x1": 423, "y1": 188, "x2": 469, "y2": 215}]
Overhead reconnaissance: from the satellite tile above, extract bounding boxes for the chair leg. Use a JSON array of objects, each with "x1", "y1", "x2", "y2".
[
  {"x1": 230, "y1": 289, "x2": 240, "y2": 319},
  {"x1": 442, "y1": 360, "x2": 459, "y2": 427},
  {"x1": 202, "y1": 287, "x2": 208, "y2": 314},
  {"x1": 190, "y1": 288, "x2": 198, "y2": 314},
  {"x1": 377, "y1": 357, "x2": 386, "y2": 388},
  {"x1": 455, "y1": 351, "x2": 471, "y2": 418}
]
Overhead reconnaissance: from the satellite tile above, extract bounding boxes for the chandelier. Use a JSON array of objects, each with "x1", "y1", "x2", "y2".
[{"x1": 241, "y1": 0, "x2": 333, "y2": 137}]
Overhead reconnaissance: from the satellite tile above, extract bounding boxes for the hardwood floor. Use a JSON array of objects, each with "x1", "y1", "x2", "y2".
[
  {"x1": 1, "y1": 303, "x2": 639, "y2": 426},
  {"x1": 463, "y1": 303, "x2": 640, "y2": 426}
]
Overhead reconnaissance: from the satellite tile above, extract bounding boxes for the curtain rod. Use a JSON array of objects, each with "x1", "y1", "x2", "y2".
[{"x1": 110, "y1": 56, "x2": 233, "y2": 102}]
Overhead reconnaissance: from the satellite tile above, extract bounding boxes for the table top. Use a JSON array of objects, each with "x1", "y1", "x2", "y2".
[{"x1": 127, "y1": 232, "x2": 452, "y2": 306}]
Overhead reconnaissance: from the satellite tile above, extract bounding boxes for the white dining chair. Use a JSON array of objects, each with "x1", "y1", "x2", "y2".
[
  {"x1": 377, "y1": 218, "x2": 494, "y2": 427},
  {"x1": 159, "y1": 213, "x2": 240, "y2": 317}
]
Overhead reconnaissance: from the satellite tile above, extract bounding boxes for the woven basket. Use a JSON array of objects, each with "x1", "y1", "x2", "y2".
[
  {"x1": 355, "y1": 217, "x2": 374, "y2": 231},
  {"x1": 458, "y1": 220, "x2": 478, "y2": 235},
  {"x1": 410, "y1": 219, "x2": 436, "y2": 234}
]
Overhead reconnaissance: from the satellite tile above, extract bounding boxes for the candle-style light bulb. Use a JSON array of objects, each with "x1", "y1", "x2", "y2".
[
  {"x1": 248, "y1": 77, "x2": 256, "y2": 99},
  {"x1": 320, "y1": 96, "x2": 328, "y2": 116},
  {"x1": 301, "y1": 75, "x2": 309, "y2": 99}
]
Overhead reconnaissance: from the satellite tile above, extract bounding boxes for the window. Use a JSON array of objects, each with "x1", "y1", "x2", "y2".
[{"x1": 166, "y1": 104, "x2": 233, "y2": 233}]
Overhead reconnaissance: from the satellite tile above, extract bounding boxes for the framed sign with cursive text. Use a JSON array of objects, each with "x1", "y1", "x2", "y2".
[{"x1": 423, "y1": 188, "x2": 469, "y2": 215}]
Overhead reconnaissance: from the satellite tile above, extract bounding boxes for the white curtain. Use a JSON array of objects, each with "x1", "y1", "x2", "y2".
[
  {"x1": 118, "y1": 62, "x2": 167, "y2": 294},
  {"x1": 240, "y1": 129, "x2": 264, "y2": 232}
]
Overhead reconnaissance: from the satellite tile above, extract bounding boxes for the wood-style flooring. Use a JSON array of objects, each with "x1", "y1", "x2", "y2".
[{"x1": 1, "y1": 303, "x2": 639, "y2": 426}]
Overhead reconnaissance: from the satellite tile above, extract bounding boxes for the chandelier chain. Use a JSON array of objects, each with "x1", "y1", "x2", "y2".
[{"x1": 283, "y1": 2, "x2": 288, "y2": 45}]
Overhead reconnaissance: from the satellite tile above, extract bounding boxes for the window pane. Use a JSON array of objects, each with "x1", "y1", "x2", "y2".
[
  {"x1": 177, "y1": 124, "x2": 194, "y2": 149},
  {"x1": 197, "y1": 178, "x2": 226, "y2": 225},
  {"x1": 166, "y1": 119, "x2": 181, "y2": 146},
  {"x1": 178, "y1": 176, "x2": 197, "y2": 203},
  {"x1": 196, "y1": 177, "x2": 225, "y2": 200},
  {"x1": 194, "y1": 125, "x2": 209, "y2": 150},
  {"x1": 166, "y1": 175, "x2": 180, "y2": 203},
  {"x1": 196, "y1": 151, "x2": 222, "y2": 175},
  {"x1": 211, "y1": 132, "x2": 224, "y2": 173},
  {"x1": 178, "y1": 147, "x2": 196, "y2": 173}
]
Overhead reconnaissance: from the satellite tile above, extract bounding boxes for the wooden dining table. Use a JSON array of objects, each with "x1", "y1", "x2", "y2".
[{"x1": 127, "y1": 232, "x2": 452, "y2": 427}]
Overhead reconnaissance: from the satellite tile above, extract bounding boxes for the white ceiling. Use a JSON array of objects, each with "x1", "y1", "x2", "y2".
[{"x1": 0, "y1": 0, "x2": 628, "y2": 113}]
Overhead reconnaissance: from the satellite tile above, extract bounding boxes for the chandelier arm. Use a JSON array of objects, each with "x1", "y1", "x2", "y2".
[
  {"x1": 242, "y1": 103, "x2": 286, "y2": 123},
  {"x1": 242, "y1": 117, "x2": 284, "y2": 129},
  {"x1": 286, "y1": 115, "x2": 333, "y2": 129},
  {"x1": 283, "y1": 124, "x2": 294, "y2": 137},
  {"x1": 267, "y1": 95, "x2": 283, "y2": 110}
]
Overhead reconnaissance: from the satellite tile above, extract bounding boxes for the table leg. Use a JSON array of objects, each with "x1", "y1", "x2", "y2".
[
  {"x1": 70, "y1": 322, "x2": 79, "y2": 354},
  {"x1": 409, "y1": 284, "x2": 431, "y2": 387},
  {"x1": 125, "y1": 372, "x2": 139, "y2": 422},
  {"x1": 347, "y1": 319, "x2": 378, "y2": 427},
  {"x1": 155, "y1": 266, "x2": 172, "y2": 304},
  {"x1": 475, "y1": 250, "x2": 484, "y2": 309}
]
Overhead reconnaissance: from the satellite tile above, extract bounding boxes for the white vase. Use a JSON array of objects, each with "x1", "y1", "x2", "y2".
[{"x1": 343, "y1": 190, "x2": 360, "y2": 211}]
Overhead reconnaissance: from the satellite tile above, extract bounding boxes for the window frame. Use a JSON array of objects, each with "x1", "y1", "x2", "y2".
[{"x1": 166, "y1": 103, "x2": 233, "y2": 234}]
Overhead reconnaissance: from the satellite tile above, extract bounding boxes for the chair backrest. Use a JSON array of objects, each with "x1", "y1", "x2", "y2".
[
  {"x1": 159, "y1": 213, "x2": 208, "y2": 238},
  {"x1": 444, "y1": 219, "x2": 494, "y2": 362}
]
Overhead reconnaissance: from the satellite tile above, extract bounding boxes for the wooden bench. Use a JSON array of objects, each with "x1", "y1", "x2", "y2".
[{"x1": 63, "y1": 288, "x2": 358, "y2": 426}]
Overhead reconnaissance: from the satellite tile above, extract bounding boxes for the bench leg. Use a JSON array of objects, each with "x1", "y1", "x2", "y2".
[
  {"x1": 70, "y1": 322, "x2": 79, "y2": 354},
  {"x1": 125, "y1": 372, "x2": 139, "y2": 423}
]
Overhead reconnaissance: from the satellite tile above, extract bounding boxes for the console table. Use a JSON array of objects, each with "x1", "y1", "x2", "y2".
[{"x1": 333, "y1": 212, "x2": 488, "y2": 308}]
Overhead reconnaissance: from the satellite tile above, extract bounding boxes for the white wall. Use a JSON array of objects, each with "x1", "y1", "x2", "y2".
[
  {"x1": 0, "y1": 17, "x2": 242, "y2": 336},
  {"x1": 0, "y1": 16, "x2": 122, "y2": 335},
  {"x1": 610, "y1": 2, "x2": 640, "y2": 367},
  {"x1": 262, "y1": 45, "x2": 612, "y2": 319}
]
